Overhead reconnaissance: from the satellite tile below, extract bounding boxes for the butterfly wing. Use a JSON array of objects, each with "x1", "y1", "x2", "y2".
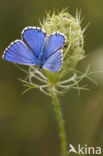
[
  {"x1": 3, "y1": 40, "x2": 37, "y2": 65},
  {"x1": 45, "y1": 33, "x2": 66, "y2": 58},
  {"x1": 22, "y1": 27, "x2": 46, "y2": 57},
  {"x1": 43, "y1": 50, "x2": 63, "y2": 72}
]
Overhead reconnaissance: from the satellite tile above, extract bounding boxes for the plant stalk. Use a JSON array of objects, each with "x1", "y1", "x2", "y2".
[{"x1": 50, "y1": 86, "x2": 67, "y2": 156}]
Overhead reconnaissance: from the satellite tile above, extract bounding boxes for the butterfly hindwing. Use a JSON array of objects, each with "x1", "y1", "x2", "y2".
[
  {"x1": 22, "y1": 27, "x2": 46, "y2": 57},
  {"x1": 45, "y1": 33, "x2": 66, "y2": 58},
  {"x1": 3, "y1": 40, "x2": 37, "y2": 65},
  {"x1": 43, "y1": 50, "x2": 63, "y2": 72}
]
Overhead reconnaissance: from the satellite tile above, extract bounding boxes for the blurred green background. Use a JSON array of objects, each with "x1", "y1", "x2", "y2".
[{"x1": 0, "y1": 0, "x2": 103, "y2": 156}]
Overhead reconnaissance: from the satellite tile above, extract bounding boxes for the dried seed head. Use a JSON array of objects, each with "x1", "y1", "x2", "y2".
[{"x1": 40, "y1": 9, "x2": 85, "y2": 84}]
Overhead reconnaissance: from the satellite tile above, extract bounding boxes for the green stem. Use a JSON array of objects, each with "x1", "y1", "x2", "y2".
[{"x1": 50, "y1": 86, "x2": 67, "y2": 156}]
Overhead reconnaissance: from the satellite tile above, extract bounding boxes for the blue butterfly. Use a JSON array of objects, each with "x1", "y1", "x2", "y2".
[{"x1": 2, "y1": 27, "x2": 66, "y2": 72}]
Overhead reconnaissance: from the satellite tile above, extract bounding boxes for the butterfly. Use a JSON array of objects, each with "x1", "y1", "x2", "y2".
[{"x1": 2, "y1": 27, "x2": 66, "y2": 72}]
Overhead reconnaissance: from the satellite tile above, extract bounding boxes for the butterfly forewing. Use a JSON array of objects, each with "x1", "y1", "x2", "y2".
[
  {"x1": 22, "y1": 27, "x2": 46, "y2": 57},
  {"x1": 3, "y1": 40, "x2": 37, "y2": 65},
  {"x1": 44, "y1": 33, "x2": 66, "y2": 58}
]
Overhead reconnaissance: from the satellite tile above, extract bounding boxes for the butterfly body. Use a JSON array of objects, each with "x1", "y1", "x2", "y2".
[
  {"x1": 3, "y1": 27, "x2": 66, "y2": 72},
  {"x1": 37, "y1": 36, "x2": 49, "y2": 67}
]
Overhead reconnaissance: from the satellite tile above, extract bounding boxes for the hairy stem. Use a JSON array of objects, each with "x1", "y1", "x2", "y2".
[{"x1": 50, "y1": 86, "x2": 67, "y2": 156}]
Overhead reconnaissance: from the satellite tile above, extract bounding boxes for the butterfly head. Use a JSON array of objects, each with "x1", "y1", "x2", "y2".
[{"x1": 38, "y1": 65, "x2": 43, "y2": 71}]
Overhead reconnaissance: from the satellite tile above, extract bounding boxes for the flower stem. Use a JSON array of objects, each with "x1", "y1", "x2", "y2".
[{"x1": 50, "y1": 86, "x2": 67, "y2": 156}]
